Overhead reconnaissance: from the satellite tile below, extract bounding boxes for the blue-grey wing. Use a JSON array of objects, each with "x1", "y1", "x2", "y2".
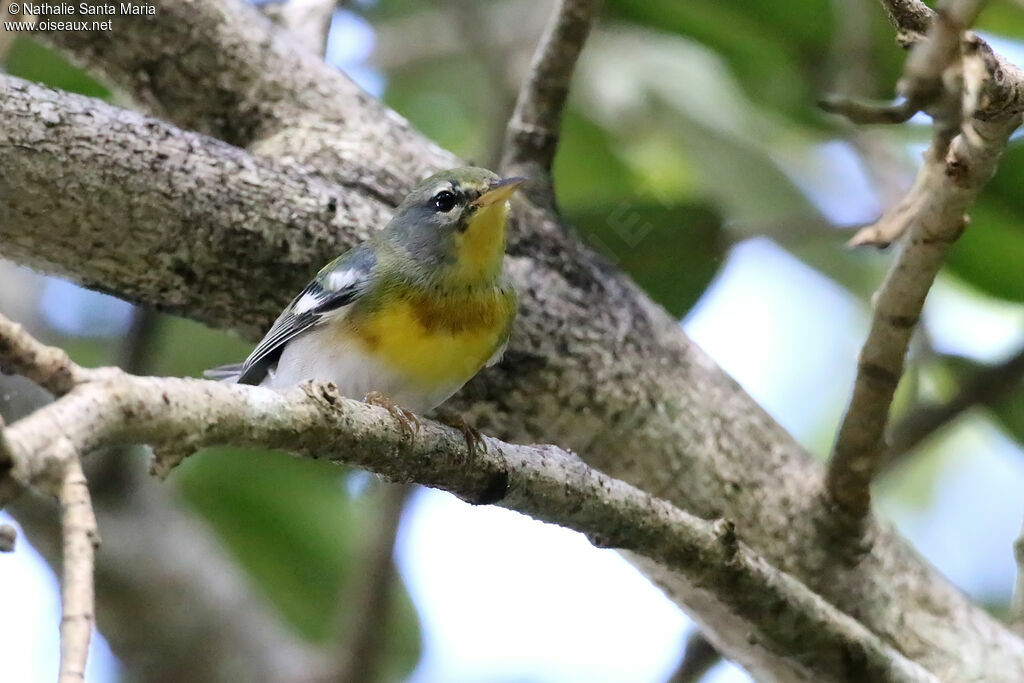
[{"x1": 206, "y1": 246, "x2": 376, "y2": 385}]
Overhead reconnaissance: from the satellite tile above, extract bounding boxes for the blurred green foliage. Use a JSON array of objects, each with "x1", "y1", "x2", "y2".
[
  {"x1": 567, "y1": 202, "x2": 724, "y2": 317},
  {"x1": 5, "y1": 37, "x2": 108, "y2": 98},
  {"x1": 944, "y1": 354, "x2": 1024, "y2": 446}
]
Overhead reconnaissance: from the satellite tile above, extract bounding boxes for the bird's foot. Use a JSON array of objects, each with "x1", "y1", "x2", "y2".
[
  {"x1": 436, "y1": 410, "x2": 487, "y2": 456},
  {"x1": 363, "y1": 391, "x2": 421, "y2": 440}
]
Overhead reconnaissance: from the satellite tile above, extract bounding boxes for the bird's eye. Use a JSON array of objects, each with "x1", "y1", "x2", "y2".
[{"x1": 432, "y1": 190, "x2": 458, "y2": 213}]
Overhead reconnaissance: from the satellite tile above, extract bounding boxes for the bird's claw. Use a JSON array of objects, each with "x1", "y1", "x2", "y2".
[
  {"x1": 438, "y1": 411, "x2": 487, "y2": 456},
  {"x1": 364, "y1": 391, "x2": 420, "y2": 440}
]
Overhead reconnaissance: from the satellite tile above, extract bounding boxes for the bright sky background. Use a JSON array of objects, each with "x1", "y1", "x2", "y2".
[{"x1": 2, "y1": 11, "x2": 1023, "y2": 683}]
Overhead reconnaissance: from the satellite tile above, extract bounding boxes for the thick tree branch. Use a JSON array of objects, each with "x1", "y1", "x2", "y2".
[
  {"x1": 0, "y1": 319, "x2": 934, "y2": 683},
  {"x1": 499, "y1": 0, "x2": 598, "y2": 209},
  {"x1": 37, "y1": 0, "x2": 454, "y2": 202},
  {"x1": 8, "y1": 0, "x2": 1024, "y2": 677},
  {"x1": 0, "y1": 75, "x2": 387, "y2": 338},
  {"x1": 825, "y1": 0, "x2": 1021, "y2": 520},
  {"x1": 57, "y1": 457, "x2": 99, "y2": 683}
]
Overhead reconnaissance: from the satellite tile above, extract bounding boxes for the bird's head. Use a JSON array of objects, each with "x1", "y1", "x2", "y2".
[{"x1": 379, "y1": 167, "x2": 525, "y2": 286}]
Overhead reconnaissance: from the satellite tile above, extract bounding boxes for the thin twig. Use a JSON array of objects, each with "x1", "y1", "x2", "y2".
[
  {"x1": 58, "y1": 456, "x2": 100, "y2": 683},
  {"x1": 824, "y1": 0, "x2": 983, "y2": 128},
  {"x1": 824, "y1": 0, "x2": 1020, "y2": 521},
  {"x1": 0, "y1": 411, "x2": 17, "y2": 515},
  {"x1": 118, "y1": 308, "x2": 158, "y2": 376},
  {"x1": 880, "y1": 0, "x2": 936, "y2": 38},
  {"x1": 874, "y1": 0, "x2": 1024, "y2": 123},
  {"x1": 667, "y1": 630, "x2": 721, "y2": 683},
  {"x1": 884, "y1": 346, "x2": 1024, "y2": 465},
  {"x1": 332, "y1": 483, "x2": 412, "y2": 683},
  {"x1": 500, "y1": 0, "x2": 598, "y2": 210},
  {"x1": 0, "y1": 314, "x2": 93, "y2": 396},
  {"x1": 0, "y1": 412, "x2": 12, "y2": 471},
  {"x1": 0, "y1": 523, "x2": 16, "y2": 552}
]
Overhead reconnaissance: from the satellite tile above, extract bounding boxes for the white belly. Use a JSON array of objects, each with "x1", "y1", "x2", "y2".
[{"x1": 263, "y1": 328, "x2": 463, "y2": 414}]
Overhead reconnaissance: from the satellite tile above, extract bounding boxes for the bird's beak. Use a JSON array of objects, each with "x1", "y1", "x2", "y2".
[{"x1": 472, "y1": 177, "x2": 527, "y2": 208}]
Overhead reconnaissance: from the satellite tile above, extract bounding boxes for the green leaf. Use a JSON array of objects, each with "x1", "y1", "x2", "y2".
[
  {"x1": 566, "y1": 202, "x2": 724, "y2": 317},
  {"x1": 946, "y1": 200, "x2": 1024, "y2": 303},
  {"x1": 990, "y1": 394, "x2": 1024, "y2": 445},
  {"x1": 553, "y1": 111, "x2": 641, "y2": 209},
  {"x1": 604, "y1": 0, "x2": 815, "y2": 120},
  {"x1": 602, "y1": 0, "x2": 905, "y2": 122},
  {"x1": 176, "y1": 449, "x2": 356, "y2": 638},
  {"x1": 383, "y1": 55, "x2": 496, "y2": 162},
  {"x1": 975, "y1": 0, "x2": 1024, "y2": 40},
  {"x1": 143, "y1": 315, "x2": 250, "y2": 379},
  {"x1": 574, "y1": 29, "x2": 817, "y2": 224},
  {"x1": 5, "y1": 37, "x2": 109, "y2": 98}
]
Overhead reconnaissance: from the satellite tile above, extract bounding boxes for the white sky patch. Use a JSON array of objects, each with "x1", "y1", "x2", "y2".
[
  {"x1": 396, "y1": 488, "x2": 705, "y2": 683},
  {"x1": 40, "y1": 279, "x2": 133, "y2": 337},
  {"x1": 0, "y1": 513, "x2": 118, "y2": 682},
  {"x1": 326, "y1": 10, "x2": 385, "y2": 96},
  {"x1": 684, "y1": 238, "x2": 865, "y2": 449},
  {"x1": 924, "y1": 275, "x2": 1024, "y2": 363},
  {"x1": 878, "y1": 417, "x2": 1024, "y2": 604},
  {"x1": 774, "y1": 140, "x2": 882, "y2": 226}
]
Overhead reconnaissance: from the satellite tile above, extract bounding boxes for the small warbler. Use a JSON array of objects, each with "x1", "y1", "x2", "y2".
[{"x1": 207, "y1": 167, "x2": 523, "y2": 417}]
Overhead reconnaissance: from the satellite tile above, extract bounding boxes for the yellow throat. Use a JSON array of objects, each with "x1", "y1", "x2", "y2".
[{"x1": 448, "y1": 199, "x2": 510, "y2": 285}]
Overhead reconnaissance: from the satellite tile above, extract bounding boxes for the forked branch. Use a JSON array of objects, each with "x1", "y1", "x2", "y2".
[{"x1": 824, "y1": 0, "x2": 1021, "y2": 520}]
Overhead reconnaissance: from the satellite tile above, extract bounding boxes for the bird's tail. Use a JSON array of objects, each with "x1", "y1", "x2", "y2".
[{"x1": 203, "y1": 363, "x2": 244, "y2": 383}]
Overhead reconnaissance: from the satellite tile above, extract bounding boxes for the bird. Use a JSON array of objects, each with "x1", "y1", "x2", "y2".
[{"x1": 206, "y1": 167, "x2": 523, "y2": 429}]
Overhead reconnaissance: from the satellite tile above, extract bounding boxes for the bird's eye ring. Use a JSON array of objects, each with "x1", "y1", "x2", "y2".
[{"x1": 432, "y1": 190, "x2": 458, "y2": 213}]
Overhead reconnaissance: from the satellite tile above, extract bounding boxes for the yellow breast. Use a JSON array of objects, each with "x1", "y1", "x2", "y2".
[{"x1": 346, "y1": 289, "x2": 514, "y2": 391}]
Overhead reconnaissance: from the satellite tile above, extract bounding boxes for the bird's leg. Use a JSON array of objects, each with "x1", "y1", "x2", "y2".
[
  {"x1": 363, "y1": 391, "x2": 421, "y2": 441},
  {"x1": 434, "y1": 409, "x2": 487, "y2": 456}
]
